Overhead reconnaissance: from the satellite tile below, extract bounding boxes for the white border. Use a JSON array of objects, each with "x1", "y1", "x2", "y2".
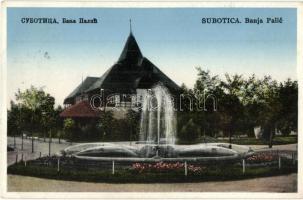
[{"x1": 1, "y1": 1, "x2": 302, "y2": 199}]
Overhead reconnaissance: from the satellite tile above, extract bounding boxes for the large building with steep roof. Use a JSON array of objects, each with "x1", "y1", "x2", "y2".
[{"x1": 60, "y1": 31, "x2": 181, "y2": 119}]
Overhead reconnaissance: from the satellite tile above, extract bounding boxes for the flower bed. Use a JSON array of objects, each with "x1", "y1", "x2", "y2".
[
  {"x1": 246, "y1": 152, "x2": 279, "y2": 164},
  {"x1": 132, "y1": 162, "x2": 206, "y2": 174}
]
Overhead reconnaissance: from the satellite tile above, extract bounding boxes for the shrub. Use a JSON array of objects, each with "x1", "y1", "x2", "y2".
[{"x1": 178, "y1": 119, "x2": 201, "y2": 142}]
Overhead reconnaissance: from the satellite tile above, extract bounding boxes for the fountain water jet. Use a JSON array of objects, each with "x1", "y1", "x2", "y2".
[{"x1": 139, "y1": 84, "x2": 176, "y2": 145}]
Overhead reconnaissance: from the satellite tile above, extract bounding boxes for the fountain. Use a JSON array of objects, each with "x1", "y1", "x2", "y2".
[
  {"x1": 139, "y1": 84, "x2": 176, "y2": 157},
  {"x1": 62, "y1": 84, "x2": 253, "y2": 162}
]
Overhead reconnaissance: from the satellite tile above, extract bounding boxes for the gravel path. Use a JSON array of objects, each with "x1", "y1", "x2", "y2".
[
  {"x1": 7, "y1": 137, "x2": 74, "y2": 166},
  {"x1": 7, "y1": 173, "x2": 297, "y2": 192}
]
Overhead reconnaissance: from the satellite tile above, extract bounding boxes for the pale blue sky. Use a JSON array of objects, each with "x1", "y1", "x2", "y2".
[{"x1": 7, "y1": 8, "x2": 297, "y2": 106}]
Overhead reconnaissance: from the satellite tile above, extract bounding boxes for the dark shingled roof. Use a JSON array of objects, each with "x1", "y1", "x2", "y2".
[
  {"x1": 118, "y1": 33, "x2": 143, "y2": 65},
  {"x1": 60, "y1": 101, "x2": 100, "y2": 118},
  {"x1": 63, "y1": 32, "x2": 181, "y2": 104},
  {"x1": 64, "y1": 77, "x2": 99, "y2": 104}
]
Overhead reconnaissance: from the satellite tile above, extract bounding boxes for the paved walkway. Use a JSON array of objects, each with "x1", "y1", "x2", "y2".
[
  {"x1": 7, "y1": 173, "x2": 297, "y2": 192},
  {"x1": 7, "y1": 137, "x2": 73, "y2": 166}
]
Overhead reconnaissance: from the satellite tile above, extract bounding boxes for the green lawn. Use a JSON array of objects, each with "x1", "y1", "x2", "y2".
[
  {"x1": 177, "y1": 135, "x2": 297, "y2": 145},
  {"x1": 217, "y1": 136, "x2": 297, "y2": 145}
]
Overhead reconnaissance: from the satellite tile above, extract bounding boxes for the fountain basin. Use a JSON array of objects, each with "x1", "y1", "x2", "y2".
[
  {"x1": 62, "y1": 142, "x2": 253, "y2": 163},
  {"x1": 73, "y1": 154, "x2": 241, "y2": 162}
]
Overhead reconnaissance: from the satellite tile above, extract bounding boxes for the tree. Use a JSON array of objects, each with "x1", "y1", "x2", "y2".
[
  {"x1": 126, "y1": 110, "x2": 140, "y2": 141},
  {"x1": 194, "y1": 68, "x2": 220, "y2": 94},
  {"x1": 218, "y1": 74, "x2": 244, "y2": 138},
  {"x1": 63, "y1": 118, "x2": 76, "y2": 141},
  {"x1": 97, "y1": 111, "x2": 114, "y2": 140},
  {"x1": 253, "y1": 76, "x2": 280, "y2": 146},
  {"x1": 15, "y1": 86, "x2": 55, "y2": 137},
  {"x1": 240, "y1": 74, "x2": 263, "y2": 137},
  {"x1": 180, "y1": 83, "x2": 195, "y2": 112},
  {"x1": 276, "y1": 79, "x2": 298, "y2": 135},
  {"x1": 178, "y1": 118, "x2": 201, "y2": 142},
  {"x1": 193, "y1": 68, "x2": 222, "y2": 137},
  {"x1": 7, "y1": 101, "x2": 23, "y2": 136},
  {"x1": 53, "y1": 106, "x2": 64, "y2": 142}
]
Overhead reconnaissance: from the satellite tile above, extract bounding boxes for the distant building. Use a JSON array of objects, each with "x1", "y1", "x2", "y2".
[{"x1": 60, "y1": 30, "x2": 181, "y2": 119}]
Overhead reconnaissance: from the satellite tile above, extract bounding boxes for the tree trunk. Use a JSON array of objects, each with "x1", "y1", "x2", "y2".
[
  {"x1": 21, "y1": 134, "x2": 24, "y2": 150},
  {"x1": 269, "y1": 126, "x2": 274, "y2": 148},
  {"x1": 228, "y1": 130, "x2": 232, "y2": 149},
  {"x1": 49, "y1": 130, "x2": 52, "y2": 156},
  {"x1": 13, "y1": 134, "x2": 16, "y2": 149},
  {"x1": 203, "y1": 127, "x2": 206, "y2": 143},
  {"x1": 32, "y1": 136, "x2": 34, "y2": 153},
  {"x1": 31, "y1": 114, "x2": 34, "y2": 153}
]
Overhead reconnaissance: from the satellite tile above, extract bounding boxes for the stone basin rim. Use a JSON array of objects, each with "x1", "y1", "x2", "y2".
[{"x1": 72, "y1": 154, "x2": 246, "y2": 162}]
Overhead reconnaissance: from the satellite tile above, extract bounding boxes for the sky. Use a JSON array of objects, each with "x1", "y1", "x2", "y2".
[{"x1": 7, "y1": 8, "x2": 297, "y2": 107}]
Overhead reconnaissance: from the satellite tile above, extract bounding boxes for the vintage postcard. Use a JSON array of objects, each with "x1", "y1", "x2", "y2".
[{"x1": 1, "y1": 1, "x2": 302, "y2": 199}]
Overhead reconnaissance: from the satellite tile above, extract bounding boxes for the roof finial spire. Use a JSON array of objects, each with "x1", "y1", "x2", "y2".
[{"x1": 129, "y1": 18, "x2": 132, "y2": 34}]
